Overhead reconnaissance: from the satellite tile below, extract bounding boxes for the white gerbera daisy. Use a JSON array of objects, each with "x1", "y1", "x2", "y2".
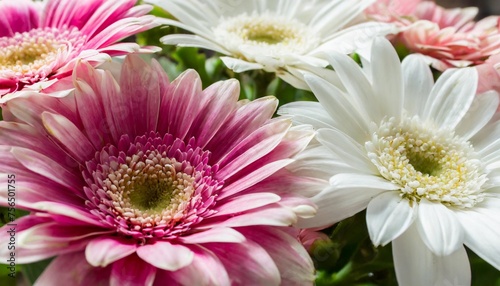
[
  {"x1": 146, "y1": 0, "x2": 398, "y2": 89},
  {"x1": 279, "y1": 37, "x2": 500, "y2": 285}
]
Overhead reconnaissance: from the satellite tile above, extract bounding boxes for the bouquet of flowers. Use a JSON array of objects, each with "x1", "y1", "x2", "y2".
[{"x1": 1, "y1": 0, "x2": 499, "y2": 285}]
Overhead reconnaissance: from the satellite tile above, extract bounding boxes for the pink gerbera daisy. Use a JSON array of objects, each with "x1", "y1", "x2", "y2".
[
  {"x1": 401, "y1": 2, "x2": 500, "y2": 70},
  {"x1": 0, "y1": 0, "x2": 159, "y2": 98},
  {"x1": 366, "y1": 1, "x2": 500, "y2": 71},
  {"x1": 365, "y1": 0, "x2": 422, "y2": 24},
  {"x1": 0, "y1": 55, "x2": 316, "y2": 285}
]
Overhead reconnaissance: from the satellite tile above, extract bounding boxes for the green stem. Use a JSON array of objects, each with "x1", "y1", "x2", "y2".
[{"x1": 331, "y1": 261, "x2": 354, "y2": 285}]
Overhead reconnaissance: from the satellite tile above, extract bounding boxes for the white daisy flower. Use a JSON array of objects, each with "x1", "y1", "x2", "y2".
[
  {"x1": 146, "y1": 0, "x2": 398, "y2": 89},
  {"x1": 279, "y1": 37, "x2": 500, "y2": 285}
]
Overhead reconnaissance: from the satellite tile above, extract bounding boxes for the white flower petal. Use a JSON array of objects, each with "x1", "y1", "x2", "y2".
[
  {"x1": 151, "y1": 1, "x2": 217, "y2": 35},
  {"x1": 324, "y1": 51, "x2": 382, "y2": 123},
  {"x1": 423, "y1": 68, "x2": 477, "y2": 129},
  {"x1": 316, "y1": 128, "x2": 377, "y2": 173},
  {"x1": 220, "y1": 56, "x2": 264, "y2": 73},
  {"x1": 298, "y1": 173, "x2": 399, "y2": 228},
  {"x1": 309, "y1": 0, "x2": 374, "y2": 37},
  {"x1": 280, "y1": 64, "x2": 337, "y2": 90},
  {"x1": 314, "y1": 22, "x2": 398, "y2": 56},
  {"x1": 149, "y1": 0, "x2": 395, "y2": 89},
  {"x1": 276, "y1": 69, "x2": 311, "y2": 90},
  {"x1": 328, "y1": 173, "x2": 400, "y2": 191},
  {"x1": 303, "y1": 72, "x2": 369, "y2": 142},
  {"x1": 393, "y1": 224, "x2": 471, "y2": 286},
  {"x1": 455, "y1": 91, "x2": 499, "y2": 140},
  {"x1": 366, "y1": 191, "x2": 416, "y2": 247},
  {"x1": 160, "y1": 34, "x2": 230, "y2": 55},
  {"x1": 471, "y1": 120, "x2": 500, "y2": 161},
  {"x1": 416, "y1": 199, "x2": 464, "y2": 256},
  {"x1": 275, "y1": 0, "x2": 302, "y2": 18},
  {"x1": 401, "y1": 54, "x2": 434, "y2": 117},
  {"x1": 288, "y1": 145, "x2": 368, "y2": 179},
  {"x1": 278, "y1": 101, "x2": 335, "y2": 129},
  {"x1": 434, "y1": 246, "x2": 471, "y2": 286},
  {"x1": 370, "y1": 37, "x2": 403, "y2": 119},
  {"x1": 456, "y1": 201, "x2": 500, "y2": 269}
]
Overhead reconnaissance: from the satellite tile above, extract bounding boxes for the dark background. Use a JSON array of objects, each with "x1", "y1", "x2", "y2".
[{"x1": 438, "y1": 0, "x2": 500, "y2": 17}]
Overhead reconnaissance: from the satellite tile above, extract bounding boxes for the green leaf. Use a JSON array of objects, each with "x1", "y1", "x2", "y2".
[
  {"x1": 0, "y1": 207, "x2": 29, "y2": 227},
  {"x1": 0, "y1": 264, "x2": 21, "y2": 286},
  {"x1": 171, "y1": 47, "x2": 213, "y2": 87},
  {"x1": 468, "y1": 248, "x2": 500, "y2": 286}
]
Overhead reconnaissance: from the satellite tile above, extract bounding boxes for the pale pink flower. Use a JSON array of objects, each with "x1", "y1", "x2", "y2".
[
  {"x1": 476, "y1": 54, "x2": 500, "y2": 110},
  {"x1": 365, "y1": 0, "x2": 422, "y2": 24},
  {"x1": 0, "y1": 55, "x2": 316, "y2": 285},
  {"x1": 401, "y1": 2, "x2": 500, "y2": 70},
  {"x1": 367, "y1": 1, "x2": 500, "y2": 71},
  {"x1": 0, "y1": 0, "x2": 159, "y2": 98}
]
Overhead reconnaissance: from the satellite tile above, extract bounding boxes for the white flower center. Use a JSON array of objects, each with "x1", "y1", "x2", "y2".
[
  {"x1": 213, "y1": 13, "x2": 319, "y2": 60},
  {"x1": 0, "y1": 27, "x2": 85, "y2": 80},
  {"x1": 366, "y1": 116, "x2": 487, "y2": 208}
]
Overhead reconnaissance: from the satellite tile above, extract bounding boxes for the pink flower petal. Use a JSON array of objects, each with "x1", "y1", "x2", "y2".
[
  {"x1": 0, "y1": 217, "x2": 91, "y2": 264},
  {"x1": 0, "y1": 0, "x2": 39, "y2": 37},
  {"x1": 218, "y1": 159, "x2": 295, "y2": 200},
  {"x1": 73, "y1": 63, "x2": 115, "y2": 149},
  {"x1": 205, "y1": 96, "x2": 279, "y2": 160},
  {"x1": 0, "y1": 55, "x2": 316, "y2": 284},
  {"x1": 136, "y1": 242, "x2": 194, "y2": 271},
  {"x1": 185, "y1": 79, "x2": 240, "y2": 147},
  {"x1": 205, "y1": 240, "x2": 281, "y2": 285},
  {"x1": 216, "y1": 118, "x2": 292, "y2": 180},
  {"x1": 30, "y1": 202, "x2": 103, "y2": 227},
  {"x1": 42, "y1": 112, "x2": 96, "y2": 162},
  {"x1": 240, "y1": 226, "x2": 315, "y2": 285},
  {"x1": 212, "y1": 193, "x2": 281, "y2": 217},
  {"x1": 200, "y1": 205, "x2": 297, "y2": 229},
  {"x1": 1, "y1": 0, "x2": 158, "y2": 96},
  {"x1": 36, "y1": 251, "x2": 111, "y2": 285},
  {"x1": 86, "y1": 236, "x2": 137, "y2": 267},
  {"x1": 86, "y1": 15, "x2": 159, "y2": 49},
  {"x1": 157, "y1": 69, "x2": 203, "y2": 140},
  {"x1": 119, "y1": 55, "x2": 161, "y2": 136},
  {"x1": 111, "y1": 254, "x2": 157, "y2": 286},
  {"x1": 11, "y1": 147, "x2": 83, "y2": 191},
  {"x1": 162, "y1": 245, "x2": 230, "y2": 286},
  {"x1": 179, "y1": 227, "x2": 245, "y2": 244}
]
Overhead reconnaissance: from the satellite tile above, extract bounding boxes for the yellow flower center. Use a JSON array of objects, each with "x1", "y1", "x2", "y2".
[
  {"x1": 366, "y1": 116, "x2": 487, "y2": 208},
  {"x1": 214, "y1": 13, "x2": 319, "y2": 59},
  {"x1": 0, "y1": 27, "x2": 85, "y2": 80}
]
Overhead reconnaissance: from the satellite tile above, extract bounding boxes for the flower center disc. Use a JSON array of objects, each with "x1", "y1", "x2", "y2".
[
  {"x1": 214, "y1": 13, "x2": 319, "y2": 57},
  {"x1": 366, "y1": 116, "x2": 487, "y2": 208},
  {"x1": 103, "y1": 152, "x2": 195, "y2": 231},
  {"x1": 0, "y1": 27, "x2": 85, "y2": 79},
  {"x1": 84, "y1": 134, "x2": 222, "y2": 240},
  {"x1": 127, "y1": 175, "x2": 179, "y2": 212}
]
